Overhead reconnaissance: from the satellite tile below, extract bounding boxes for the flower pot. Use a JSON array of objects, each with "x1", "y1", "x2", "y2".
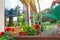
[
  {"x1": 19, "y1": 32, "x2": 27, "y2": 36},
  {"x1": 5, "y1": 26, "x2": 21, "y2": 35}
]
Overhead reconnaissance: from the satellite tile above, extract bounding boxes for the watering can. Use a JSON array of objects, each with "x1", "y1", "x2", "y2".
[{"x1": 43, "y1": 4, "x2": 60, "y2": 20}]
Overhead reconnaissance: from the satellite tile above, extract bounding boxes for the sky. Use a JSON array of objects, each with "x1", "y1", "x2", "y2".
[
  {"x1": 5, "y1": 0, "x2": 54, "y2": 11},
  {"x1": 5, "y1": 0, "x2": 18, "y2": 10},
  {"x1": 40, "y1": 0, "x2": 54, "y2": 11},
  {"x1": 5, "y1": 0, "x2": 54, "y2": 21},
  {"x1": 5, "y1": 0, "x2": 23, "y2": 21},
  {"x1": 5, "y1": 0, "x2": 23, "y2": 11}
]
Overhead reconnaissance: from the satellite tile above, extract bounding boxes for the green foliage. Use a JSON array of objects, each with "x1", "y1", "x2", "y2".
[
  {"x1": 42, "y1": 16, "x2": 57, "y2": 23},
  {"x1": 19, "y1": 13, "x2": 26, "y2": 25},
  {"x1": 19, "y1": 13, "x2": 37, "y2": 35},
  {"x1": 26, "y1": 28, "x2": 37, "y2": 35},
  {"x1": 22, "y1": 22, "x2": 31, "y2": 31},
  {"x1": 57, "y1": 20, "x2": 60, "y2": 24},
  {"x1": 34, "y1": 13, "x2": 40, "y2": 24},
  {"x1": 40, "y1": 25, "x2": 45, "y2": 31},
  {"x1": 42, "y1": 22, "x2": 51, "y2": 25},
  {"x1": 42, "y1": 17, "x2": 48, "y2": 22},
  {"x1": 22, "y1": 22, "x2": 37, "y2": 35},
  {"x1": 40, "y1": 22, "x2": 51, "y2": 31},
  {"x1": 49, "y1": 19, "x2": 57, "y2": 23},
  {"x1": 0, "y1": 32, "x2": 15, "y2": 40},
  {"x1": 8, "y1": 23, "x2": 14, "y2": 26}
]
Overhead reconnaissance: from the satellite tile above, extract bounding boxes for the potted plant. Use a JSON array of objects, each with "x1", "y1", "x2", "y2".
[
  {"x1": 0, "y1": 32, "x2": 15, "y2": 40},
  {"x1": 33, "y1": 24, "x2": 41, "y2": 35},
  {"x1": 21, "y1": 22, "x2": 37, "y2": 36},
  {"x1": 34, "y1": 13, "x2": 40, "y2": 24}
]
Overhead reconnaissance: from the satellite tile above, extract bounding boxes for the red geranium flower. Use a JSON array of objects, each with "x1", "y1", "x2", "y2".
[
  {"x1": 33, "y1": 24, "x2": 40, "y2": 29},
  {"x1": 5, "y1": 27, "x2": 14, "y2": 31},
  {"x1": 0, "y1": 32, "x2": 4, "y2": 36},
  {"x1": 11, "y1": 28, "x2": 14, "y2": 31},
  {"x1": 5, "y1": 27, "x2": 11, "y2": 31}
]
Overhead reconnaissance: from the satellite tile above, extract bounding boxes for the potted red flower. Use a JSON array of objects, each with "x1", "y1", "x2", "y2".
[
  {"x1": 0, "y1": 31, "x2": 15, "y2": 40},
  {"x1": 19, "y1": 32, "x2": 27, "y2": 36},
  {"x1": 5, "y1": 27, "x2": 14, "y2": 32},
  {"x1": 33, "y1": 24, "x2": 40, "y2": 35}
]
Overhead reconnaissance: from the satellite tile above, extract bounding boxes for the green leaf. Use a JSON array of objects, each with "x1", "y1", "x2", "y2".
[{"x1": 34, "y1": 13, "x2": 40, "y2": 24}]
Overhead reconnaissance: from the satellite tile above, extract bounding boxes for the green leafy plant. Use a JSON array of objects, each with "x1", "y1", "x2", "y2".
[
  {"x1": 34, "y1": 13, "x2": 40, "y2": 24},
  {"x1": 0, "y1": 32, "x2": 15, "y2": 40},
  {"x1": 22, "y1": 22, "x2": 37, "y2": 35},
  {"x1": 19, "y1": 13, "x2": 37, "y2": 35},
  {"x1": 40, "y1": 21, "x2": 52, "y2": 31},
  {"x1": 19, "y1": 13, "x2": 26, "y2": 25}
]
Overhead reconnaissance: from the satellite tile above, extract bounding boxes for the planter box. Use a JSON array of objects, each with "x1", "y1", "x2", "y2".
[
  {"x1": 14, "y1": 36, "x2": 60, "y2": 40},
  {"x1": 5, "y1": 26, "x2": 21, "y2": 35}
]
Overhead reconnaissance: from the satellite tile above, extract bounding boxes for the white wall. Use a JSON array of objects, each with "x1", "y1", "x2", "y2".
[{"x1": 0, "y1": 0, "x2": 4, "y2": 32}]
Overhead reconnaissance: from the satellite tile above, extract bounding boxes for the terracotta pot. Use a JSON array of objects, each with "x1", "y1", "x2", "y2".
[
  {"x1": 19, "y1": 32, "x2": 27, "y2": 36},
  {"x1": 13, "y1": 26, "x2": 21, "y2": 34},
  {"x1": 5, "y1": 26, "x2": 21, "y2": 35}
]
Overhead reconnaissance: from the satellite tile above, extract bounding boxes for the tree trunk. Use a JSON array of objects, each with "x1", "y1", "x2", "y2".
[{"x1": 8, "y1": 16, "x2": 14, "y2": 26}]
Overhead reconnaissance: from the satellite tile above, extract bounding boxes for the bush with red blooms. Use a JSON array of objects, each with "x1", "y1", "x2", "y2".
[
  {"x1": 5, "y1": 27, "x2": 14, "y2": 32},
  {"x1": 33, "y1": 24, "x2": 40, "y2": 29}
]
